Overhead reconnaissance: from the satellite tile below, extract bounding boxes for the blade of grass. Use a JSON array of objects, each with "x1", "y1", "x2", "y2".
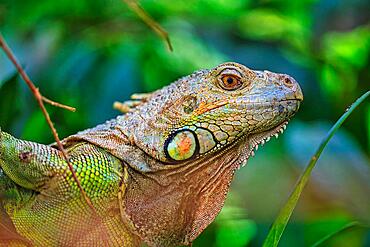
[
  {"x1": 262, "y1": 90, "x2": 370, "y2": 247},
  {"x1": 310, "y1": 221, "x2": 365, "y2": 247}
]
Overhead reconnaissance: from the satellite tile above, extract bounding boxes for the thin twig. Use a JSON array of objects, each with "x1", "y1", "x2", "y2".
[
  {"x1": 0, "y1": 33, "x2": 111, "y2": 245},
  {"x1": 0, "y1": 33, "x2": 95, "y2": 210},
  {"x1": 123, "y1": 0, "x2": 173, "y2": 51},
  {"x1": 0, "y1": 39, "x2": 76, "y2": 112},
  {"x1": 42, "y1": 96, "x2": 76, "y2": 112}
]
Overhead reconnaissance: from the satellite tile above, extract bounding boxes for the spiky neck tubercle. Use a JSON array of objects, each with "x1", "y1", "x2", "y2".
[{"x1": 235, "y1": 121, "x2": 290, "y2": 169}]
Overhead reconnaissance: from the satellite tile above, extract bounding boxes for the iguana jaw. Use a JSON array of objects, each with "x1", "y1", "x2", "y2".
[{"x1": 235, "y1": 120, "x2": 290, "y2": 170}]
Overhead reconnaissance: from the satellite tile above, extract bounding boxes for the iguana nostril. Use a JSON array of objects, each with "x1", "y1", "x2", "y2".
[
  {"x1": 283, "y1": 76, "x2": 294, "y2": 87},
  {"x1": 278, "y1": 74, "x2": 303, "y2": 101}
]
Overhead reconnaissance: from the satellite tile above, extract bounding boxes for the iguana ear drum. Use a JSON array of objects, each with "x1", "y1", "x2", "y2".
[{"x1": 164, "y1": 130, "x2": 199, "y2": 161}]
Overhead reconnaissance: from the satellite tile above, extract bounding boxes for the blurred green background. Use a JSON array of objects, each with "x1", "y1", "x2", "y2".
[{"x1": 0, "y1": 0, "x2": 369, "y2": 246}]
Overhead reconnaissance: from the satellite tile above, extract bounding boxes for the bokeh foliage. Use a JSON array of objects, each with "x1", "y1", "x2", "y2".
[{"x1": 0, "y1": 0, "x2": 369, "y2": 246}]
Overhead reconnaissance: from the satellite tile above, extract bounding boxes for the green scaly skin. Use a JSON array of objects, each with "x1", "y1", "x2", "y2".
[
  {"x1": 0, "y1": 62, "x2": 303, "y2": 246},
  {"x1": 0, "y1": 133, "x2": 137, "y2": 246}
]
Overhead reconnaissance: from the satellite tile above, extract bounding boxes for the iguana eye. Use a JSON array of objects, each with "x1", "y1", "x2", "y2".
[{"x1": 219, "y1": 74, "x2": 242, "y2": 90}]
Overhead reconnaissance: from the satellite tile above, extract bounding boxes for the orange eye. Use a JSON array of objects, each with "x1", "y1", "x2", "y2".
[{"x1": 220, "y1": 74, "x2": 242, "y2": 90}]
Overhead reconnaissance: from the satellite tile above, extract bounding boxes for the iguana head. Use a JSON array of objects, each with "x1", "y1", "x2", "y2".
[
  {"x1": 117, "y1": 62, "x2": 303, "y2": 246},
  {"x1": 124, "y1": 62, "x2": 302, "y2": 165}
]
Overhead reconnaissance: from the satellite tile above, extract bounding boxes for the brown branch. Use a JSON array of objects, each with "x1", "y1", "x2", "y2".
[
  {"x1": 123, "y1": 0, "x2": 173, "y2": 51},
  {"x1": 0, "y1": 33, "x2": 88, "y2": 205},
  {"x1": 0, "y1": 33, "x2": 95, "y2": 211},
  {"x1": 42, "y1": 96, "x2": 76, "y2": 112},
  {"x1": 0, "y1": 39, "x2": 76, "y2": 112},
  {"x1": 0, "y1": 33, "x2": 111, "y2": 245}
]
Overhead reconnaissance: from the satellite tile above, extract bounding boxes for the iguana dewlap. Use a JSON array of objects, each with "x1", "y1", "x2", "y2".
[{"x1": 0, "y1": 62, "x2": 303, "y2": 247}]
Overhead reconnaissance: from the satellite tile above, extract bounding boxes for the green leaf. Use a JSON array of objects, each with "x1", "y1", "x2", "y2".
[
  {"x1": 238, "y1": 9, "x2": 292, "y2": 40},
  {"x1": 215, "y1": 206, "x2": 256, "y2": 247},
  {"x1": 322, "y1": 26, "x2": 370, "y2": 69},
  {"x1": 310, "y1": 221, "x2": 362, "y2": 247},
  {"x1": 320, "y1": 65, "x2": 356, "y2": 98},
  {"x1": 262, "y1": 90, "x2": 370, "y2": 247},
  {"x1": 237, "y1": 9, "x2": 307, "y2": 40},
  {"x1": 215, "y1": 219, "x2": 256, "y2": 247}
]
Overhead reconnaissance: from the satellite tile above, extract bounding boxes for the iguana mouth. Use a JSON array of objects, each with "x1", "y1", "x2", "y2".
[
  {"x1": 227, "y1": 99, "x2": 301, "y2": 112},
  {"x1": 280, "y1": 99, "x2": 302, "y2": 102}
]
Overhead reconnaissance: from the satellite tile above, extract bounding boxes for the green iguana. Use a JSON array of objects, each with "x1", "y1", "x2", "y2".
[{"x1": 0, "y1": 62, "x2": 303, "y2": 246}]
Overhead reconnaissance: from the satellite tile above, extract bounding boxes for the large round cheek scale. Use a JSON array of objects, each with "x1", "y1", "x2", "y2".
[{"x1": 166, "y1": 130, "x2": 197, "y2": 161}]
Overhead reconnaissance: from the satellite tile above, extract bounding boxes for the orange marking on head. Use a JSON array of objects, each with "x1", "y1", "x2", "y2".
[{"x1": 193, "y1": 100, "x2": 229, "y2": 115}]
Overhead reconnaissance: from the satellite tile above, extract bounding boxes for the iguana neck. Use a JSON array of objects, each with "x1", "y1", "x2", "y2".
[
  {"x1": 122, "y1": 137, "x2": 247, "y2": 246},
  {"x1": 119, "y1": 119, "x2": 289, "y2": 246}
]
